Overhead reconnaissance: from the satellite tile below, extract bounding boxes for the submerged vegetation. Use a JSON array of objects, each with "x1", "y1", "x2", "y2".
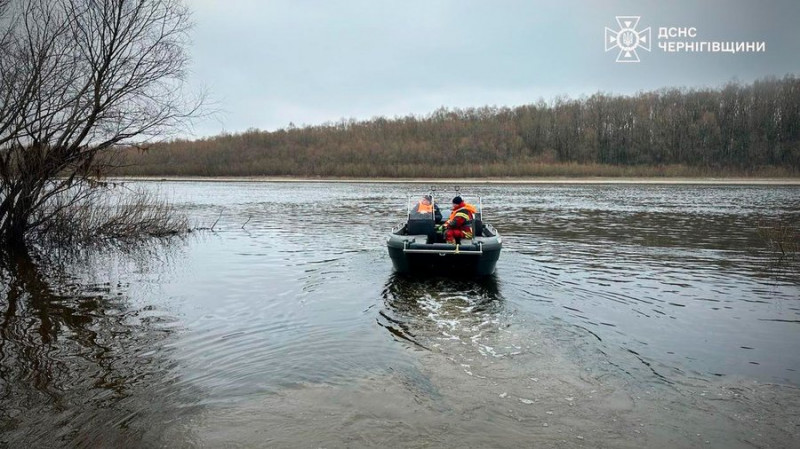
[
  {"x1": 115, "y1": 76, "x2": 800, "y2": 178},
  {"x1": 758, "y1": 216, "x2": 800, "y2": 270},
  {"x1": 35, "y1": 186, "x2": 188, "y2": 248}
]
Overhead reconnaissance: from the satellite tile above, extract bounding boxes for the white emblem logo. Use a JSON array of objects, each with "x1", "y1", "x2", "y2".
[{"x1": 605, "y1": 16, "x2": 651, "y2": 63}]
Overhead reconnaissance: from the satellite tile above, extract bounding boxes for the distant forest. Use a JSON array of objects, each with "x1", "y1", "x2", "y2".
[{"x1": 114, "y1": 76, "x2": 800, "y2": 177}]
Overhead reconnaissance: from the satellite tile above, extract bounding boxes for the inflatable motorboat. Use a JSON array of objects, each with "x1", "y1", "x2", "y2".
[{"x1": 387, "y1": 194, "x2": 502, "y2": 276}]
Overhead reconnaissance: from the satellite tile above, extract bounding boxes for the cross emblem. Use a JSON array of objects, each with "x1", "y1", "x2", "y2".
[{"x1": 605, "y1": 16, "x2": 651, "y2": 63}]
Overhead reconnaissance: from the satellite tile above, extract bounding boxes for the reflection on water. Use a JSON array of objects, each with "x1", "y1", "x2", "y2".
[{"x1": 0, "y1": 246, "x2": 194, "y2": 447}]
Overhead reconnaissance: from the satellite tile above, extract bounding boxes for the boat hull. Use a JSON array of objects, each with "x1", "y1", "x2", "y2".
[{"x1": 387, "y1": 234, "x2": 502, "y2": 276}]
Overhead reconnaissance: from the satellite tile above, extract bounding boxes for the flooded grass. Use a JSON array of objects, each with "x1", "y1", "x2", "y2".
[{"x1": 35, "y1": 187, "x2": 189, "y2": 247}]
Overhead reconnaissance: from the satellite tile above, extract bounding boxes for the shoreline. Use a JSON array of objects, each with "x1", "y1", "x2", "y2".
[{"x1": 110, "y1": 175, "x2": 800, "y2": 185}]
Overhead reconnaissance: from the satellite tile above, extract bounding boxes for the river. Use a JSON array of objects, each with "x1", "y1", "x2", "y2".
[{"x1": 1, "y1": 181, "x2": 798, "y2": 448}]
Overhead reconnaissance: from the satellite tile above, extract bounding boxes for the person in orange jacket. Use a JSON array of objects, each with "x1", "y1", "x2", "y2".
[
  {"x1": 414, "y1": 194, "x2": 443, "y2": 223},
  {"x1": 441, "y1": 196, "x2": 476, "y2": 244}
]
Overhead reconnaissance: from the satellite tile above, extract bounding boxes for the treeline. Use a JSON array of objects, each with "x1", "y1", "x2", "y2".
[{"x1": 114, "y1": 76, "x2": 800, "y2": 177}]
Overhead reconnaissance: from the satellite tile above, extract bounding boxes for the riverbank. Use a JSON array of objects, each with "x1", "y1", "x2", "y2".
[{"x1": 110, "y1": 176, "x2": 800, "y2": 185}]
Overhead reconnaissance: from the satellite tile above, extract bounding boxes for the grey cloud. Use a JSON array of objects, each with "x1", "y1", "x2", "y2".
[{"x1": 185, "y1": 0, "x2": 800, "y2": 137}]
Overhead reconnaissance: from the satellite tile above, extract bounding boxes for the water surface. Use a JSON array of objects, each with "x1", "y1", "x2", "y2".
[{"x1": 1, "y1": 182, "x2": 799, "y2": 447}]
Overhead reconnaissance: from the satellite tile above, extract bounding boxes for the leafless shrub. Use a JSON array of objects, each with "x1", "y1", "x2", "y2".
[{"x1": 33, "y1": 185, "x2": 187, "y2": 247}]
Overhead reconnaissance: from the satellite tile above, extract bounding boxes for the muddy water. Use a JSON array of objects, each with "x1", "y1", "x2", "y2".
[{"x1": 1, "y1": 182, "x2": 798, "y2": 448}]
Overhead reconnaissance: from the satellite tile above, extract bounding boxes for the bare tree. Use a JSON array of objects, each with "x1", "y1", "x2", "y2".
[{"x1": 0, "y1": 0, "x2": 200, "y2": 249}]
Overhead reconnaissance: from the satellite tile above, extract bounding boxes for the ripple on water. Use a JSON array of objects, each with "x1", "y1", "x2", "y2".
[{"x1": 2, "y1": 181, "x2": 799, "y2": 448}]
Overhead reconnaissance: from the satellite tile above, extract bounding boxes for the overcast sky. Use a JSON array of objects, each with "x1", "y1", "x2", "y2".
[{"x1": 185, "y1": 0, "x2": 800, "y2": 137}]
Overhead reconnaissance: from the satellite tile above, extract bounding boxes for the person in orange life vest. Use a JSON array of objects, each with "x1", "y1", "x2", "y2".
[
  {"x1": 442, "y1": 196, "x2": 476, "y2": 244},
  {"x1": 415, "y1": 194, "x2": 443, "y2": 223}
]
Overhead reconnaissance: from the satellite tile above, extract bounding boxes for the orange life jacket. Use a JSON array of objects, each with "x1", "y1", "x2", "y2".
[
  {"x1": 417, "y1": 201, "x2": 433, "y2": 214},
  {"x1": 446, "y1": 205, "x2": 474, "y2": 239},
  {"x1": 447, "y1": 202, "x2": 477, "y2": 223}
]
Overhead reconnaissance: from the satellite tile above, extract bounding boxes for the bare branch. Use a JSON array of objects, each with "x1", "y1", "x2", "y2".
[{"x1": 0, "y1": 0, "x2": 202, "y2": 248}]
